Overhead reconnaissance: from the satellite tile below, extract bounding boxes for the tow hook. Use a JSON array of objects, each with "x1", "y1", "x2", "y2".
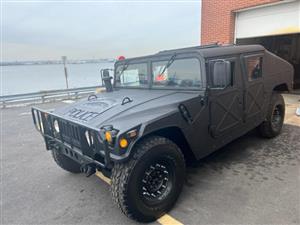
[{"x1": 80, "y1": 163, "x2": 96, "y2": 177}]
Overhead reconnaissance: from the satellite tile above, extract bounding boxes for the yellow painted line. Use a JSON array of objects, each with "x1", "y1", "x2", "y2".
[
  {"x1": 285, "y1": 115, "x2": 300, "y2": 127},
  {"x1": 157, "y1": 214, "x2": 184, "y2": 225},
  {"x1": 95, "y1": 87, "x2": 106, "y2": 94},
  {"x1": 95, "y1": 170, "x2": 111, "y2": 185},
  {"x1": 95, "y1": 170, "x2": 184, "y2": 225}
]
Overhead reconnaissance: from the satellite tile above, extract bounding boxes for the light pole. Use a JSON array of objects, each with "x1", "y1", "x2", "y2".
[{"x1": 61, "y1": 56, "x2": 69, "y2": 90}]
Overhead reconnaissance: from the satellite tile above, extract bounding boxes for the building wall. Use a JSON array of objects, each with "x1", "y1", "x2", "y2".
[{"x1": 201, "y1": 0, "x2": 279, "y2": 44}]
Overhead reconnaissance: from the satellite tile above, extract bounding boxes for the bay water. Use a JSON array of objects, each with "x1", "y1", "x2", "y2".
[{"x1": 1, "y1": 62, "x2": 114, "y2": 96}]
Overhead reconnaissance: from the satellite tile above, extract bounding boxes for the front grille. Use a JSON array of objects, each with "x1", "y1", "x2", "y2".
[
  {"x1": 32, "y1": 107, "x2": 108, "y2": 166},
  {"x1": 56, "y1": 119, "x2": 104, "y2": 158},
  {"x1": 59, "y1": 120, "x2": 82, "y2": 148}
]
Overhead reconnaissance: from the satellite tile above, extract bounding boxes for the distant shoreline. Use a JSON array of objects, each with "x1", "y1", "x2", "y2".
[
  {"x1": 0, "y1": 59, "x2": 116, "y2": 66},
  {"x1": 1, "y1": 61, "x2": 113, "y2": 96}
]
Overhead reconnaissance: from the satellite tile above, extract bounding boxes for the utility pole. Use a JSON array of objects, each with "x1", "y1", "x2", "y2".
[{"x1": 61, "y1": 56, "x2": 69, "y2": 90}]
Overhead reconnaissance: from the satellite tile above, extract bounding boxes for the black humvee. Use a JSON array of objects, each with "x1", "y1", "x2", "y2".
[{"x1": 32, "y1": 44, "x2": 293, "y2": 222}]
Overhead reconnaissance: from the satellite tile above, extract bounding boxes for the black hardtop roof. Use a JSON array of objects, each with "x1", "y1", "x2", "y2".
[
  {"x1": 157, "y1": 44, "x2": 265, "y2": 58},
  {"x1": 115, "y1": 44, "x2": 265, "y2": 64}
]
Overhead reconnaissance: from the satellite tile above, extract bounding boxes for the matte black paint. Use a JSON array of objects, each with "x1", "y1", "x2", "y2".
[{"x1": 32, "y1": 44, "x2": 294, "y2": 169}]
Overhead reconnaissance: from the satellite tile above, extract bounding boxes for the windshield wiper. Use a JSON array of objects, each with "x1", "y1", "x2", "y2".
[
  {"x1": 116, "y1": 61, "x2": 130, "y2": 84},
  {"x1": 119, "y1": 61, "x2": 130, "y2": 75},
  {"x1": 159, "y1": 53, "x2": 177, "y2": 75}
]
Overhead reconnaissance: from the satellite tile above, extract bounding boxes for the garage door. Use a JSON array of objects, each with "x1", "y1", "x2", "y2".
[{"x1": 235, "y1": 0, "x2": 300, "y2": 39}]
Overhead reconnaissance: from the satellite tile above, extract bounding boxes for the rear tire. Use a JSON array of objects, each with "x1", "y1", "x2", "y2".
[
  {"x1": 259, "y1": 93, "x2": 285, "y2": 138},
  {"x1": 51, "y1": 150, "x2": 81, "y2": 173},
  {"x1": 111, "y1": 136, "x2": 185, "y2": 222}
]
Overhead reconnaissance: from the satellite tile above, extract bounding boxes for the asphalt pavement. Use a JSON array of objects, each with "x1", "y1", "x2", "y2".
[{"x1": 1, "y1": 95, "x2": 300, "y2": 225}]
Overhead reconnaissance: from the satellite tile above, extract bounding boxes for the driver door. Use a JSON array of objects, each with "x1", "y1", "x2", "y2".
[{"x1": 208, "y1": 57, "x2": 244, "y2": 138}]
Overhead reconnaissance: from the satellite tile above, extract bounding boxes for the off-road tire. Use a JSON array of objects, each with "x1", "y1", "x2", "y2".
[
  {"x1": 111, "y1": 136, "x2": 185, "y2": 222},
  {"x1": 51, "y1": 150, "x2": 81, "y2": 173},
  {"x1": 259, "y1": 93, "x2": 285, "y2": 138}
]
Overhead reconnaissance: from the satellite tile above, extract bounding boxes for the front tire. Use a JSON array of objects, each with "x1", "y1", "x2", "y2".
[
  {"x1": 259, "y1": 93, "x2": 285, "y2": 138},
  {"x1": 111, "y1": 136, "x2": 185, "y2": 222},
  {"x1": 51, "y1": 150, "x2": 81, "y2": 173}
]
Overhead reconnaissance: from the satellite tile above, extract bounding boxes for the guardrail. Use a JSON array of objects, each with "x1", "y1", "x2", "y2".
[{"x1": 0, "y1": 85, "x2": 104, "y2": 108}]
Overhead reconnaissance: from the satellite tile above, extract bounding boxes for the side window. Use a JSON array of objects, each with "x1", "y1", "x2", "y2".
[
  {"x1": 209, "y1": 60, "x2": 235, "y2": 89},
  {"x1": 245, "y1": 56, "x2": 263, "y2": 81}
]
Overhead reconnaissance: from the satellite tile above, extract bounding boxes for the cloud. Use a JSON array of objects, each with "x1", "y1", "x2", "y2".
[{"x1": 2, "y1": 1, "x2": 201, "y2": 61}]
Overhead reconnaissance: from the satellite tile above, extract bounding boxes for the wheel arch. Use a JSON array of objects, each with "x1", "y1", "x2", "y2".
[
  {"x1": 131, "y1": 126, "x2": 197, "y2": 164},
  {"x1": 273, "y1": 83, "x2": 289, "y2": 92}
]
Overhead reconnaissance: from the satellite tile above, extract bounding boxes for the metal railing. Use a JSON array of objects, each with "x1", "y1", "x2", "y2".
[{"x1": 0, "y1": 85, "x2": 104, "y2": 108}]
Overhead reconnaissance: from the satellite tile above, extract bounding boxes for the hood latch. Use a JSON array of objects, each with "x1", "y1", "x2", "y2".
[{"x1": 121, "y1": 96, "x2": 133, "y2": 105}]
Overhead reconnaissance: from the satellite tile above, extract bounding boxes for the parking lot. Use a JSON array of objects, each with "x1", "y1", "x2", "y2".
[{"x1": 1, "y1": 94, "x2": 300, "y2": 225}]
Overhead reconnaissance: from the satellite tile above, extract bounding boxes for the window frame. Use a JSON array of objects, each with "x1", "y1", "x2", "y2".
[
  {"x1": 150, "y1": 54, "x2": 204, "y2": 91},
  {"x1": 113, "y1": 52, "x2": 206, "y2": 91},
  {"x1": 243, "y1": 53, "x2": 264, "y2": 82},
  {"x1": 114, "y1": 61, "x2": 151, "y2": 89},
  {"x1": 207, "y1": 57, "x2": 237, "y2": 90}
]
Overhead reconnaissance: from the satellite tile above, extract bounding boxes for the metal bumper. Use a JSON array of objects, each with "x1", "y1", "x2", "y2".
[{"x1": 31, "y1": 107, "x2": 112, "y2": 170}]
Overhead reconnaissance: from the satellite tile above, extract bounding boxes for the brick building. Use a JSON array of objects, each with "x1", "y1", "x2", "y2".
[{"x1": 201, "y1": 0, "x2": 300, "y2": 88}]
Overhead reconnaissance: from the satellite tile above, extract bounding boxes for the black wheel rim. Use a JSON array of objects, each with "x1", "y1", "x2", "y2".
[
  {"x1": 140, "y1": 160, "x2": 174, "y2": 205},
  {"x1": 271, "y1": 105, "x2": 283, "y2": 129}
]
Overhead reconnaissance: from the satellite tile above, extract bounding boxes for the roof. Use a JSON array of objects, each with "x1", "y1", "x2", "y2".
[
  {"x1": 115, "y1": 44, "x2": 265, "y2": 64},
  {"x1": 156, "y1": 44, "x2": 265, "y2": 58}
]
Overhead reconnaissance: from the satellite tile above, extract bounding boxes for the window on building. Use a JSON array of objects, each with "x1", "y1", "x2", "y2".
[{"x1": 245, "y1": 56, "x2": 263, "y2": 81}]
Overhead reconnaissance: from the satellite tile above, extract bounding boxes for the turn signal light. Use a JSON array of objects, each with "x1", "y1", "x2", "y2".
[
  {"x1": 127, "y1": 129, "x2": 138, "y2": 138},
  {"x1": 119, "y1": 138, "x2": 128, "y2": 148},
  {"x1": 105, "y1": 131, "x2": 113, "y2": 143}
]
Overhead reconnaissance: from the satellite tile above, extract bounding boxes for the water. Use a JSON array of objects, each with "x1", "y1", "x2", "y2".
[{"x1": 1, "y1": 62, "x2": 114, "y2": 96}]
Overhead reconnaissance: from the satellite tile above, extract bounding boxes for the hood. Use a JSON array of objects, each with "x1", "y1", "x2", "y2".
[{"x1": 54, "y1": 89, "x2": 200, "y2": 129}]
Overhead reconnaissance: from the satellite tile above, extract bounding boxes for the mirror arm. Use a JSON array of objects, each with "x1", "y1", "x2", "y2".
[{"x1": 101, "y1": 68, "x2": 114, "y2": 92}]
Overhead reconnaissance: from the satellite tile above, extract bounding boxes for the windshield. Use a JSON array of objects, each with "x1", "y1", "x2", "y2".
[
  {"x1": 115, "y1": 57, "x2": 202, "y2": 89},
  {"x1": 152, "y1": 58, "x2": 201, "y2": 89}
]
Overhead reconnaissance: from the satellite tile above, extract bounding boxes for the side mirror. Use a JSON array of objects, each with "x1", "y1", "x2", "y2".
[
  {"x1": 101, "y1": 69, "x2": 113, "y2": 92},
  {"x1": 212, "y1": 61, "x2": 231, "y2": 88}
]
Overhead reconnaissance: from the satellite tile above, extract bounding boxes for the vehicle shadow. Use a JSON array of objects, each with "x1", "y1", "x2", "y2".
[
  {"x1": 185, "y1": 124, "x2": 300, "y2": 185},
  {"x1": 171, "y1": 124, "x2": 300, "y2": 225}
]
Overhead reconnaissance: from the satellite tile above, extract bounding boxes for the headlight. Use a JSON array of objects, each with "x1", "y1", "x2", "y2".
[
  {"x1": 85, "y1": 130, "x2": 94, "y2": 146},
  {"x1": 53, "y1": 120, "x2": 60, "y2": 133}
]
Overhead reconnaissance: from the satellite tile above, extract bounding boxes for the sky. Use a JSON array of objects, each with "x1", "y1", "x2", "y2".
[{"x1": 2, "y1": 1, "x2": 201, "y2": 61}]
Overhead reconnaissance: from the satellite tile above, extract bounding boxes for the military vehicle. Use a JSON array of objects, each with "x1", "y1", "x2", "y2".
[{"x1": 32, "y1": 44, "x2": 293, "y2": 222}]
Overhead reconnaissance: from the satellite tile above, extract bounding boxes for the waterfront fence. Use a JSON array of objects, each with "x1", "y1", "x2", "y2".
[{"x1": 0, "y1": 86, "x2": 104, "y2": 108}]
